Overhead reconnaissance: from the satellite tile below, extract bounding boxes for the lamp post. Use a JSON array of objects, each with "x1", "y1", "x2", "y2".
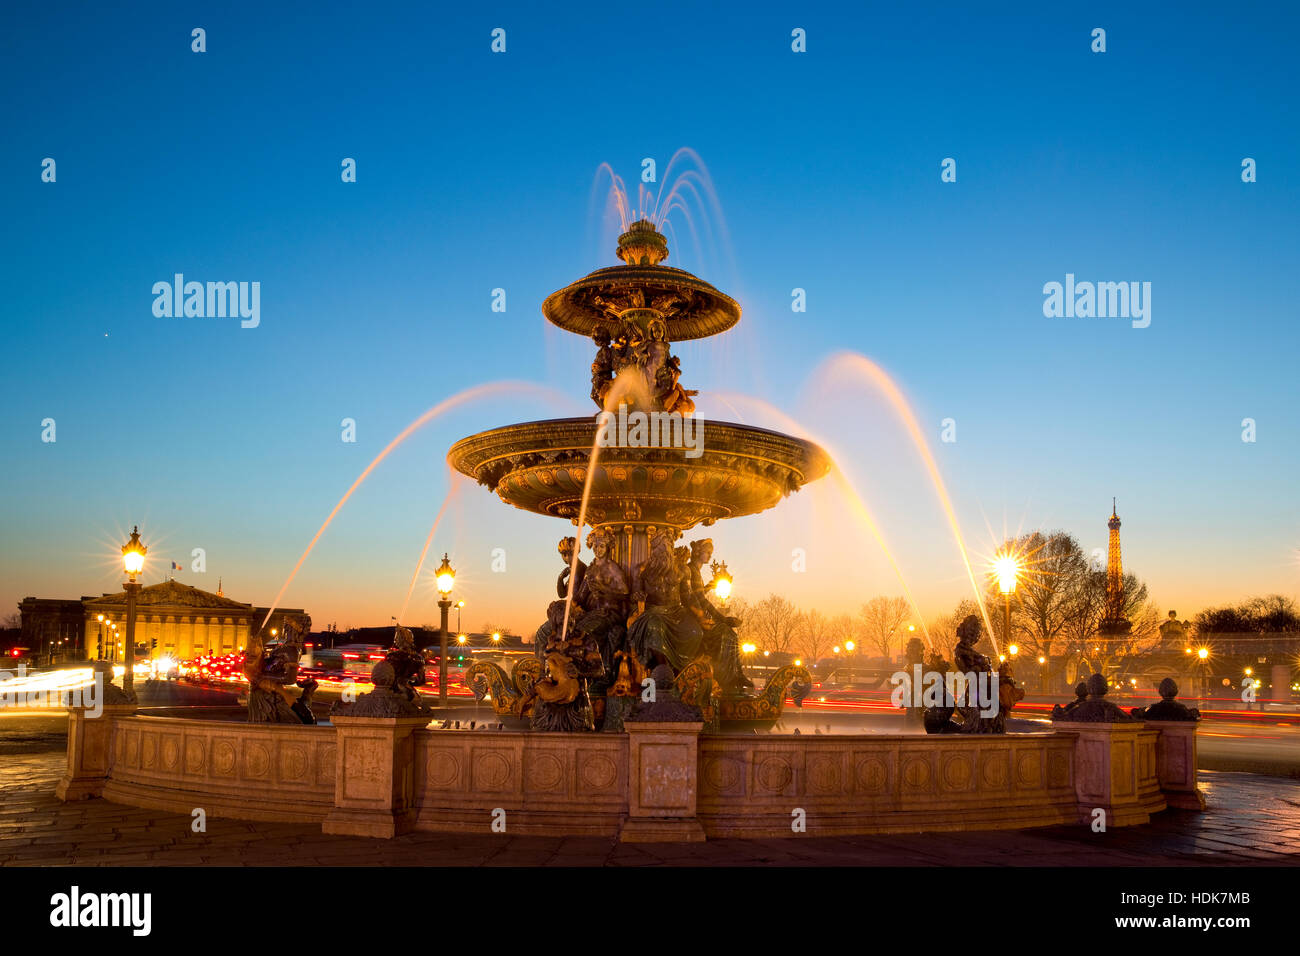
[
  {"x1": 993, "y1": 552, "x2": 1019, "y2": 652},
  {"x1": 435, "y1": 553, "x2": 456, "y2": 706},
  {"x1": 96, "y1": 614, "x2": 105, "y2": 660},
  {"x1": 456, "y1": 600, "x2": 465, "y2": 633},
  {"x1": 121, "y1": 526, "x2": 147, "y2": 699}
]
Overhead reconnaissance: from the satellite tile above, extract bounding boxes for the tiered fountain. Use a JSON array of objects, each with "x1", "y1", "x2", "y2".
[
  {"x1": 60, "y1": 219, "x2": 1187, "y2": 839},
  {"x1": 450, "y1": 219, "x2": 830, "y2": 731}
]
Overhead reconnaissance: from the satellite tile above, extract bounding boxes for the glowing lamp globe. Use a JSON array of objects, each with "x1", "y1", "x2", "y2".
[
  {"x1": 710, "y1": 560, "x2": 733, "y2": 601},
  {"x1": 435, "y1": 553, "x2": 456, "y2": 595},
  {"x1": 993, "y1": 554, "x2": 1019, "y2": 595},
  {"x1": 121, "y1": 526, "x2": 147, "y2": 578}
]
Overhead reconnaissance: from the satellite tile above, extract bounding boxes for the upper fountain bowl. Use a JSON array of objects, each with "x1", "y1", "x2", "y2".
[{"x1": 542, "y1": 219, "x2": 740, "y2": 342}]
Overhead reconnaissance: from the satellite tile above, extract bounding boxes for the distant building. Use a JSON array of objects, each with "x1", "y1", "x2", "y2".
[{"x1": 18, "y1": 580, "x2": 307, "y2": 661}]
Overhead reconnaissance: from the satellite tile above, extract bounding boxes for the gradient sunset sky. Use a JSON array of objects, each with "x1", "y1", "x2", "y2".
[{"x1": 3, "y1": 2, "x2": 1297, "y2": 634}]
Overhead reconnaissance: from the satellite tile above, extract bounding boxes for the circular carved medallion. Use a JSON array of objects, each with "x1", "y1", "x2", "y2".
[
  {"x1": 756, "y1": 756, "x2": 793, "y2": 792},
  {"x1": 580, "y1": 754, "x2": 618, "y2": 791},
  {"x1": 527, "y1": 753, "x2": 564, "y2": 791}
]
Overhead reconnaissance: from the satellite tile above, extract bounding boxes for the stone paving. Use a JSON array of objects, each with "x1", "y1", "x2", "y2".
[{"x1": 0, "y1": 752, "x2": 1297, "y2": 866}]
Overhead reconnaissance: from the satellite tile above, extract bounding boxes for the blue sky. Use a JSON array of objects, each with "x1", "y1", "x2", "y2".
[{"x1": 2, "y1": 1, "x2": 1297, "y2": 632}]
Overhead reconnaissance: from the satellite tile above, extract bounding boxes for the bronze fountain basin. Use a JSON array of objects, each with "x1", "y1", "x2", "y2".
[{"x1": 448, "y1": 416, "x2": 831, "y2": 538}]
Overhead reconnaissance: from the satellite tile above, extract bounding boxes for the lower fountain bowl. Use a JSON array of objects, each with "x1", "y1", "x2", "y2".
[{"x1": 447, "y1": 416, "x2": 831, "y2": 531}]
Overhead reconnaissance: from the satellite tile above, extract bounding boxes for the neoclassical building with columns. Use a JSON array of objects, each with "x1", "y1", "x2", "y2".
[
  {"x1": 84, "y1": 581, "x2": 308, "y2": 659},
  {"x1": 21, "y1": 581, "x2": 307, "y2": 661}
]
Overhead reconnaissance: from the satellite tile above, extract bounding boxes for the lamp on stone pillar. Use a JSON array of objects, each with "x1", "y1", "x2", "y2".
[
  {"x1": 435, "y1": 553, "x2": 456, "y2": 706},
  {"x1": 120, "y1": 526, "x2": 147, "y2": 700}
]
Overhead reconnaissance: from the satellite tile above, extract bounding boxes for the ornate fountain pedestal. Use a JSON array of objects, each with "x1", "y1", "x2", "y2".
[
  {"x1": 323, "y1": 715, "x2": 430, "y2": 838},
  {"x1": 620, "y1": 721, "x2": 707, "y2": 842},
  {"x1": 1053, "y1": 721, "x2": 1166, "y2": 826},
  {"x1": 1143, "y1": 720, "x2": 1206, "y2": 810}
]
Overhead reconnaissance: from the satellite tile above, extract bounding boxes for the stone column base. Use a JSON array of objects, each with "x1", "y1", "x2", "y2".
[
  {"x1": 323, "y1": 806, "x2": 417, "y2": 839},
  {"x1": 323, "y1": 715, "x2": 429, "y2": 839},
  {"x1": 619, "y1": 817, "x2": 706, "y2": 843},
  {"x1": 57, "y1": 704, "x2": 137, "y2": 802},
  {"x1": 1145, "y1": 720, "x2": 1205, "y2": 811},
  {"x1": 622, "y1": 720, "x2": 704, "y2": 843},
  {"x1": 1054, "y1": 721, "x2": 1165, "y2": 827}
]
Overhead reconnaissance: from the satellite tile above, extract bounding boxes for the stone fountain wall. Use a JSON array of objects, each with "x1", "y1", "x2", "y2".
[
  {"x1": 94, "y1": 715, "x2": 336, "y2": 822},
  {"x1": 61, "y1": 710, "x2": 1187, "y2": 839}
]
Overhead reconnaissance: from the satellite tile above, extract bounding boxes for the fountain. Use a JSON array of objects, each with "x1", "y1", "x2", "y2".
[
  {"x1": 450, "y1": 218, "x2": 829, "y2": 730},
  {"x1": 56, "y1": 209, "x2": 1195, "y2": 842}
]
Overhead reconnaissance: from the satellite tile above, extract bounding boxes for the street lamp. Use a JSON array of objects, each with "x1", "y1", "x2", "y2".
[
  {"x1": 456, "y1": 600, "x2": 465, "y2": 633},
  {"x1": 709, "y1": 560, "x2": 732, "y2": 603},
  {"x1": 435, "y1": 553, "x2": 456, "y2": 705},
  {"x1": 993, "y1": 551, "x2": 1019, "y2": 666},
  {"x1": 121, "y1": 526, "x2": 147, "y2": 699}
]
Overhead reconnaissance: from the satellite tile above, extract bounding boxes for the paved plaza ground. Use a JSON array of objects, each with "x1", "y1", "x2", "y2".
[{"x1": 1, "y1": 751, "x2": 1297, "y2": 866}]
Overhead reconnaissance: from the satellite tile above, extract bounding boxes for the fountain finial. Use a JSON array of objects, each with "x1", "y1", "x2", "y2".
[{"x1": 617, "y1": 219, "x2": 669, "y2": 266}]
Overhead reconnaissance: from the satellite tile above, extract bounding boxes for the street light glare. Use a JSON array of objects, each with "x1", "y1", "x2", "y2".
[
  {"x1": 121, "y1": 526, "x2": 147, "y2": 577},
  {"x1": 993, "y1": 554, "x2": 1019, "y2": 594},
  {"x1": 435, "y1": 552, "x2": 456, "y2": 595}
]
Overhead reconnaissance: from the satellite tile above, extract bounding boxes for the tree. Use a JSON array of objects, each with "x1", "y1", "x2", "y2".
[
  {"x1": 1052, "y1": 562, "x2": 1161, "y2": 683},
  {"x1": 1001, "y1": 531, "x2": 1091, "y2": 662},
  {"x1": 1195, "y1": 595, "x2": 1300, "y2": 634},
  {"x1": 1244, "y1": 594, "x2": 1300, "y2": 632},
  {"x1": 859, "y1": 596, "x2": 910, "y2": 659},
  {"x1": 480, "y1": 623, "x2": 514, "y2": 637},
  {"x1": 793, "y1": 610, "x2": 833, "y2": 662},
  {"x1": 829, "y1": 613, "x2": 858, "y2": 655},
  {"x1": 746, "y1": 594, "x2": 800, "y2": 654},
  {"x1": 928, "y1": 598, "x2": 980, "y2": 658}
]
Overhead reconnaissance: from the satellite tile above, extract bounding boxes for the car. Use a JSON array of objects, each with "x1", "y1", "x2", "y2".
[{"x1": 817, "y1": 666, "x2": 893, "y2": 692}]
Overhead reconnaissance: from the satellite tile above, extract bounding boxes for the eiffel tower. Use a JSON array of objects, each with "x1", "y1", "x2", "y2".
[{"x1": 1099, "y1": 499, "x2": 1133, "y2": 638}]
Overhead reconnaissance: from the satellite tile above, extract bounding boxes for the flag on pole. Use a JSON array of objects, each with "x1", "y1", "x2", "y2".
[{"x1": 171, "y1": 561, "x2": 183, "y2": 571}]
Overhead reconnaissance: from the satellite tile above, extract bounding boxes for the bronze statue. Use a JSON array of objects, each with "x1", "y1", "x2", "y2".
[
  {"x1": 384, "y1": 624, "x2": 426, "y2": 702},
  {"x1": 243, "y1": 618, "x2": 317, "y2": 724},
  {"x1": 1051, "y1": 681, "x2": 1089, "y2": 719},
  {"x1": 685, "y1": 538, "x2": 752, "y2": 694},
  {"x1": 556, "y1": 536, "x2": 589, "y2": 607},
  {"x1": 656, "y1": 354, "x2": 697, "y2": 414},
  {"x1": 990, "y1": 660, "x2": 1025, "y2": 733},
  {"x1": 952, "y1": 615, "x2": 994, "y2": 733},
  {"x1": 627, "y1": 528, "x2": 703, "y2": 674},
  {"x1": 590, "y1": 327, "x2": 615, "y2": 409},
  {"x1": 532, "y1": 536, "x2": 591, "y2": 658},
  {"x1": 1130, "y1": 678, "x2": 1201, "y2": 721}
]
